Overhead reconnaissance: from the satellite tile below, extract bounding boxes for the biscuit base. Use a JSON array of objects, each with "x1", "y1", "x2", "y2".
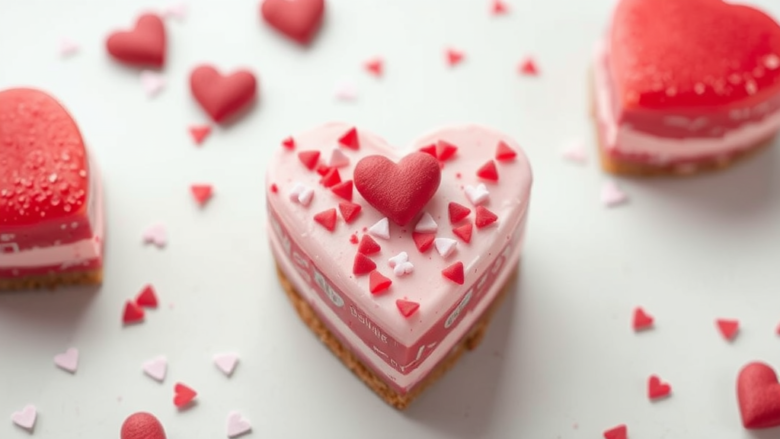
[
  {"x1": 0, "y1": 269, "x2": 103, "y2": 292},
  {"x1": 590, "y1": 71, "x2": 777, "y2": 177},
  {"x1": 276, "y1": 264, "x2": 515, "y2": 410}
]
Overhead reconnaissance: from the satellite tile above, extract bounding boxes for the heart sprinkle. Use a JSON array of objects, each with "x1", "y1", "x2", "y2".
[
  {"x1": 338, "y1": 127, "x2": 360, "y2": 150},
  {"x1": 475, "y1": 206, "x2": 498, "y2": 228},
  {"x1": 495, "y1": 141, "x2": 517, "y2": 161},
  {"x1": 465, "y1": 183, "x2": 490, "y2": 206},
  {"x1": 328, "y1": 149, "x2": 350, "y2": 168},
  {"x1": 448, "y1": 202, "x2": 471, "y2": 223},
  {"x1": 140, "y1": 70, "x2": 166, "y2": 97},
  {"x1": 59, "y1": 37, "x2": 79, "y2": 57},
  {"x1": 412, "y1": 232, "x2": 435, "y2": 253},
  {"x1": 338, "y1": 202, "x2": 362, "y2": 223},
  {"x1": 121, "y1": 412, "x2": 167, "y2": 439},
  {"x1": 561, "y1": 140, "x2": 588, "y2": 164},
  {"x1": 518, "y1": 58, "x2": 539, "y2": 76},
  {"x1": 288, "y1": 183, "x2": 314, "y2": 207},
  {"x1": 603, "y1": 424, "x2": 627, "y2": 439},
  {"x1": 353, "y1": 253, "x2": 377, "y2": 276},
  {"x1": 396, "y1": 299, "x2": 420, "y2": 318},
  {"x1": 123, "y1": 300, "x2": 146, "y2": 325},
  {"x1": 190, "y1": 184, "x2": 213, "y2": 206},
  {"x1": 136, "y1": 284, "x2": 159, "y2": 308},
  {"x1": 11, "y1": 405, "x2": 37, "y2": 431},
  {"x1": 434, "y1": 238, "x2": 458, "y2": 258},
  {"x1": 368, "y1": 217, "x2": 390, "y2": 240},
  {"x1": 476, "y1": 160, "x2": 499, "y2": 182},
  {"x1": 226, "y1": 411, "x2": 252, "y2": 438},
  {"x1": 189, "y1": 125, "x2": 211, "y2": 145},
  {"x1": 414, "y1": 212, "x2": 438, "y2": 233},
  {"x1": 648, "y1": 375, "x2": 672, "y2": 400},
  {"x1": 453, "y1": 223, "x2": 473, "y2": 243},
  {"x1": 54, "y1": 347, "x2": 79, "y2": 373},
  {"x1": 142, "y1": 356, "x2": 168, "y2": 382},
  {"x1": 738, "y1": 362, "x2": 780, "y2": 429},
  {"x1": 601, "y1": 181, "x2": 628, "y2": 207},
  {"x1": 142, "y1": 223, "x2": 168, "y2": 248},
  {"x1": 282, "y1": 136, "x2": 296, "y2": 150},
  {"x1": 314, "y1": 208, "x2": 337, "y2": 232},
  {"x1": 298, "y1": 151, "x2": 320, "y2": 170},
  {"x1": 369, "y1": 270, "x2": 393, "y2": 294},
  {"x1": 358, "y1": 235, "x2": 381, "y2": 255},
  {"x1": 388, "y1": 252, "x2": 414, "y2": 277},
  {"x1": 189, "y1": 65, "x2": 257, "y2": 123},
  {"x1": 173, "y1": 383, "x2": 197, "y2": 408},
  {"x1": 717, "y1": 318, "x2": 740, "y2": 341},
  {"x1": 332, "y1": 180, "x2": 354, "y2": 201},
  {"x1": 364, "y1": 58, "x2": 383, "y2": 77},
  {"x1": 442, "y1": 261, "x2": 465, "y2": 285},
  {"x1": 214, "y1": 353, "x2": 240, "y2": 377},
  {"x1": 632, "y1": 307, "x2": 654, "y2": 331},
  {"x1": 446, "y1": 48, "x2": 465, "y2": 67}
]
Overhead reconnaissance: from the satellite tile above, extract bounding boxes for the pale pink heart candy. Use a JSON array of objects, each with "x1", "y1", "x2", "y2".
[
  {"x1": 59, "y1": 37, "x2": 79, "y2": 57},
  {"x1": 214, "y1": 353, "x2": 239, "y2": 377},
  {"x1": 561, "y1": 140, "x2": 587, "y2": 164},
  {"x1": 54, "y1": 347, "x2": 79, "y2": 373},
  {"x1": 226, "y1": 411, "x2": 252, "y2": 438},
  {"x1": 163, "y1": 2, "x2": 187, "y2": 20},
  {"x1": 143, "y1": 223, "x2": 168, "y2": 248},
  {"x1": 141, "y1": 71, "x2": 166, "y2": 98},
  {"x1": 414, "y1": 212, "x2": 438, "y2": 233},
  {"x1": 368, "y1": 217, "x2": 390, "y2": 240},
  {"x1": 327, "y1": 149, "x2": 350, "y2": 168},
  {"x1": 333, "y1": 80, "x2": 358, "y2": 102},
  {"x1": 142, "y1": 356, "x2": 168, "y2": 382},
  {"x1": 601, "y1": 181, "x2": 628, "y2": 207},
  {"x1": 464, "y1": 183, "x2": 490, "y2": 206},
  {"x1": 11, "y1": 405, "x2": 37, "y2": 431}
]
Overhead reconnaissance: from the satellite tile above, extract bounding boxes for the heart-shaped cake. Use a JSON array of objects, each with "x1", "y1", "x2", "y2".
[
  {"x1": 266, "y1": 123, "x2": 532, "y2": 408},
  {"x1": 593, "y1": 0, "x2": 780, "y2": 176},
  {"x1": 0, "y1": 88, "x2": 104, "y2": 290}
]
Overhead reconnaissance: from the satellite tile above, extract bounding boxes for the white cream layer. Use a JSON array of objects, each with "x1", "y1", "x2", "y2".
[{"x1": 595, "y1": 41, "x2": 780, "y2": 162}]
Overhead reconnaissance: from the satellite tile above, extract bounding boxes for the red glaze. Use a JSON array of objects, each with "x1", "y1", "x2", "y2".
[
  {"x1": 106, "y1": 14, "x2": 166, "y2": 68},
  {"x1": 738, "y1": 362, "x2": 780, "y2": 429},
  {"x1": 0, "y1": 88, "x2": 94, "y2": 251},
  {"x1": 261, "y1": 0, "x2": 325, "y2": 45},
  {"x1": 189, "y1": 65, "x2": 257, "y2": 123},
  {"x1": 354, "y1": 152, "x2": 441, "y2": 226},
  {"x1": 120, "y1": 412, "x2": 166, "y2": 439}
]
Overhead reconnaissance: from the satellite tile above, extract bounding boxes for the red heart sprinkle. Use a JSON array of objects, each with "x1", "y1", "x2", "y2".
[
  {"x1": 436, "y1": 140, "x2": 458, "y2": 162},
  {"x1": 419, "y1": 144, "x2": 437, "y2": 158},
  {"x1": 396, "y1": 299, "x2": 420, "y2": 318},
  {"x1": 190, "y1": 184, "x2": 213, "y2": 206},
  {"x1": 442, "y1": 261, "x2": 464, "y2": 285},
  {"x1": 270, "y1": 183, "x2": 278, "y2": 193},
  {"x1": 603, "y1": 424, "x2": 627, "y2": 439},
  {"x1": 189, "y1": 125, "x2": 211, "y2": 146},
  {"x1": 121, "y1": 412, "x2": 167, "y2": 439},
  {"x1": 331, "y1": 180, "x2": 353, "y2": 201},
  {"x1": 282, "y1": 136, "x2": 296, "y2": 150},
  {"x1": 314, "y1": 208, "x2": 337, "y2": 232},
  {"x1": 412, "y1": 232, "x2": 436, "y2": 253},
  {"x1": 632, "y1": 307, "x2": 654, "y2": 331},
  {"x1": 316, "y1": 164, "x2": 331, "y2": 176},
  {"x1": 446, "y1": 48, "x2": 465, "y2": 67},
  {"x1": 495, "y1": 140, "x2": 517, "y2": 161},
  {"x1": 738, "y1": 362, "x2": 780, "y2": 429},
  {"x1": 260, "y1": 0, "x2": 324, "y2": 45},
  {"x1": 298, "y1": 150, "x2": 320, "y2": 170},
  {"x1": 453, "y1": 223, "x2": 473, "y2": 244},
  {"x1": 338, "y1": 202, "x2": 362, "y2": 224},
  {"x1": 648, "y1": 375, "x2": 672, "y2": 400},
  {"x1": 519, "y1": 58, "x2": 539, "y2": 76},
  {"x1": 338, "y1": 127, "x2": 360, "y2": 150},
  {"x1": 476, "y1": 160, "x2": 499, "y2": 182},
  {"x1": 123, "y1": 301, "x2": 145, "y2": 325},
  {"x1": 106, "y1": 13, "x2": 166, "y2": 67},
  {"x1": 349, "y1": 234, "x2": 358, "y2": 244},
  {"x1": 189, "y1": 65, "x2": 257, "y2": 123},
  {"x1": 354, "y1": 152, "x2": 441, "y2": 226},
  {"x1": 353, "y1": 253, "x2": 376, "y2": 276},
  {"x1": 320, "y1": 168, "x2": 341, "y2": 188},
  {"x1": 448, "y1": 202, "x2": 471, "y2": 223},
  {"x1": 365, "y1": 58, "x2": 383, "y2": 77},
  {"x1": 717, "y1": 318, "x2": 740, "y2": 341},
  {"x1": 491, "y1": 0, "x2": 509, "y2": 15},
  {"x1": 136, "y1": 285, "x2": 159, "y2": 308},
  {"x1": 357, "y1": 235, "x2": 381, "y2": 255},
  {"x1": 369, "y1": 271, "x2": 392, "y2": 295},
  {"x1": 173, "y1": 383, "x2": 197, "y2": 409},
  {"x1": 475, "y1": 206, "x2": 498, "y2": 229}
]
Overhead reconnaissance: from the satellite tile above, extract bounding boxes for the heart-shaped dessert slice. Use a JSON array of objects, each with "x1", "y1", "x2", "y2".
[
  {"x1": 738, "y1": 362, "x2": 780, "y2": 429},
  {"x1": 260, "y1": 0, "x2": 325, "y2": 45},
  {"x1": 106, "y1": 13, "x2": 166, "y2": 68},
  {"x1": 0, "y1": 88, "x2": 104, "y2": 290},
  {"x1": 190, "y1": 65, "x2": 258, "y2": 124},
  {"x1": 266, "y1": 123, "x2": 532, "y2": 408},
  {"x1": 593, "y1": 0, "x2": 780, "y2": 176}
]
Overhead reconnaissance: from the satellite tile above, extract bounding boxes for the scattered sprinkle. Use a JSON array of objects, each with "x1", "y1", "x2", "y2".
[
  {"x1": 603, "y1": 424, "x2": 627, "y2": 439},
  {"x1": 331, "y1": 180, "x2": 354, "y2": 201},
  {"x1": 561, "y1": 140, "x2": 587, "y2": 164},
  {"x1": 436, "y1": 140, "x2": 458, "y2": 161},
  {"x1": 333, "y1": 79, "x2": 358, "y2": 102},
  {"x1": 189, "y1": 125, "x2": 211, "y2": 145},
  {"x1": 11, "y1": 405, "x2": 37, "y2": 431},
  {"x1": 328, "y1": 149, "x2": 350, "y2": 168},
  {"x1": 369, "y1": 270, "x2": 393, "y2": 294},
  {"x1": 518, "y1": 57, "x2": 539, "y2": 76},
  {"x1": 320, "y1": 168, "x2": 342, "y2": 188},
  {"x1": 358, "y1": 235, "x2": 381, "y2": 255},
  {"x1": 339, "y1": 127, "x2": 360, "y2": 150},
  {"x1": 270, "y1": 183, "x2": 278, "y2": 193},
  {"x1": 353, "y1": 253, "x2": 377, "y2": 275},
  {"x1": 123, "y1": 300, "x2": 145, "y2": 325},
  {"x1": 475, "y1": 205, "x2": 498, "y2": 228},
  {"x1": 54, "y1": 347, "x2": 79, "y2": 374},
  {"x1": 289, "y1": 183, "x2": 314, "y2": 206},
  {"x1": 388, "y1": 252, "x2": 414, "y2": 276},
  {"x1": 448, "y1": 202, "x2": 471, "y2": 223},
  {"x1": 142, "y1": 223, "x2": 168, "y2": 248},
  {"x1": 190, "y1": 184, "x2": 213, "y2": 206},
  {"x1": 477, "y1": 160, "x2": 499, "y2": 182},
  {"x1": 495, "y1": 140, "x2": 517, "y2": 161},
  {"x1": 396, "y1": 299, "x2": 420, "y2": 318},
  {"x1": 226, "y1": 411, "x2": 252, "y2": 438},
  {"x1": 446, "y1": 48, "x2": 465, "y2": 67},
  {"x1": 338, "y1": 202, "x2": 362, "y2": 223},
  {"x1": 412, "y1": 232, "x2": 435, "y2": 253},
  {"x1": 601, "y1": 181, "x2": 628, "y2": 207},
  {"x1": 717, "y1": 318, "x2": 739, "y2": 341},
  {"x1": 314, "y1": 208, "x2": 337, "y2": 231},
  {"x1": 59, "y1": 37, "x2": 79, "y2": 57},
  {"x1": 364, "y1": 57, "x2": 383, "y2": 77},
  {"x1": 282, "y1": 136, "x2": 295, "y2": 150},
  {"x1": 453, "y1": 223, "x2": 473, "y2": 243},
  {"x1": 142, "y1": 356, "x2": 168, "y2": 382},
  {"x1": 419, "y1": 144, "x2": 437, "y2": 158},
  {"x1": 349, "y1": 234, "x2": 358, "y2": 244},
  {"x1": 465, "y1": 183, "x2": 490, "y2": 206},
  {"x1": 136, "y1": 284, "x2": 159, "y2": 308},
  {"x1": 140, "y1": 70, "x2": 166, "y2": 98},
  {"x1": 368, "y1": 217, "x2": 390, "y2": 240},
  {"x1": 173, "y1": 383, "x2": 197, "y2": 409},
  {"x1": 648, "y1": 375, "x2": 672, "y2": 400},
  {"x1": 414, "y1": 212, "x2": 438, "y2": 233},
  {"x1": 298, "y1": 150, "x2": 320, "y2": 170},
  {"x1": 163, "y1": 2, "x2": 187, "y2": 21},
  {"x1": 434, "y1": 237, "x2": 458, "y2": 258},
  {"x1": 632, "y1": 307, "x2": 654, "y2": 331},
  {"x1": 491, "y1": 0, "x2": 509, "y2": 15},
  {"x1": 214, "y1": 353, "x2": 240, "y2": 377},
  {"x1": 442, "y1": 261, "x2": 465, "y2": 285}
]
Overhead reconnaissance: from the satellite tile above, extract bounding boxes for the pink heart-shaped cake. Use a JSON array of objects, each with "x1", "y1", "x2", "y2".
[
  {"x1": 593, "y1": 0, "x2": 780, "y2": 176},
  {"x1": 266, "y1": 123, "x2": 532, "y2": 408},
  {"x1": 0, "y1": 88, "x2": 104, "y2": 290}
]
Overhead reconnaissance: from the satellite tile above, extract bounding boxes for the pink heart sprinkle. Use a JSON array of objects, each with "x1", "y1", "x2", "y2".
[
  {"x1": 561, "y1": 140, "x2": 587, "y2": 164},
  {"x1": 142, "y1": 356, "x2": 168, "y2": 382},
  {"x1": 143, "y1": 223, "x2": 168, "y2": 248},
  {"x1": 54, "y1": 347, "x2": 79, "y2": 373},
  {"x1": 226, "y1": 411, "x2": 252, "y2": 438},
  {"x1": 141, "y1": 71, "x2": 166, "y2": 98},
  {"x1": 214, "y1": 353, "x2": 239, "y2": 377},
  {"x1": 164, "y1": 2, "x2": 187, "y2": 20},
  {"x1": 601, "y1": 181, "x2": 628, "y2": 207},
  {"x1": 11, "y1": 405, "x2": 37, "y2": 431},
  {"x1": 59, "y1": 37, "x2": 79, "y2": 57},
  {"x1": 333, "y1": 80, "x2": 358, "y2": 102}
]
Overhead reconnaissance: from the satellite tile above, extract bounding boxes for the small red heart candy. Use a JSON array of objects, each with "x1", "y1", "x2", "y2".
[
  {"x1": 647, "y1": 375, "x2": 671, "y2": 400},
  {"x1": 260, "y1": 0, "x2": 325, "y2": 45},
  {"x1": 190, "y1": 65, "x2": 258, "y2": 123},
  {"x1": 121, "y1": 412, "x2": 166, "y2": 439},
  {"x1": 354, "y1": 152, "x2": 441, "y2": 226},
  {"x1": 106, "y1": 13, "x2": 166, "y2": 68},
  {"x1": 173, "y1": 383, "x2": 197, "y2": 408},
  {"x1": 738, "y1": 362, "x2": 780, "y2": 429}
]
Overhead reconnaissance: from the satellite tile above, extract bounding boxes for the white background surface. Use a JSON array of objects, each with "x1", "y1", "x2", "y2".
[{"x1": 2, "y1": 0, "x2": 780, "y2": 438}]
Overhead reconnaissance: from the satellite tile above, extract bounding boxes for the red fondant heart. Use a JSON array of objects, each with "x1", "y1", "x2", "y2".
[
  {"x1": 173, "y1": 383, "x2": 197, "y2": 408},
  {"x1": 610, "y1": 0, "x2": 780, "y2": 109},
  {"x1": 0, "y1": 88, "x2": 94, "y2": 249},
  {"x1": 106, "y1": 13, "x2": 166, "y2": 68},
  {"x1": 738, "y1": 362, "x2": 780, "y2": 429},
  {"x1": 353, "y1": 153, "x2": 441, "y2": 226},
  {"x1": 121, "y1": 412, "x2": 167, "y2": 439},
  {"x1": 190, "y1": 65, "x2": 258, "y2": 123},
  {"x1": 260, "y1": 0, "x2": 325, "y2": 45}
]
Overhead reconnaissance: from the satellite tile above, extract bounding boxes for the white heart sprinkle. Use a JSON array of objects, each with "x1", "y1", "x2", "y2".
[
  {"x1": 464, "y1": 183, "x2": 490, "y2": 206},
  {"x1": 368, "y1": 217, "x2": 390, "y2": 240},
  {"x1": 54, "y1": 347, "x2": 79, "y2": 373},
  {"x1": 328, "y1": 149, "x2": 350, "y2": 168},
  {"x1": 142, "y1": 356, "x2": 168, "y2": 382},
  {"x1": 561, "y1": 140, "x2": 587, "y2": 164},
  {"x1": 601, "y1": 181, "x2": 628, "y2": 207},
  {"x1": 414, "y1": 212, "x2": 438, "y2": 233},
  {"x1": 434, "y1": 238, "x2": 458, "y2": 258},
  {"x1": 214, "y1": 352, "x2": 240, "y2": 377}
]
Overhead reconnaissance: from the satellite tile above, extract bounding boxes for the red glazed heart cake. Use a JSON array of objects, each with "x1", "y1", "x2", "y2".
[
  {"x1": 0, "y1": 88, "x2": 104, "y2": 290},
  {"x1": 593, "y1": 0, "x2": 780, "y2": 176},
  {"x1": 266, "y1": 123, "x2": 532, "y2": 409}
]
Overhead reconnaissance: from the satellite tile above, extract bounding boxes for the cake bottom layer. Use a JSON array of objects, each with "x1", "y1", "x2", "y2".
[
  {"x1": 0, "y1": 267, "x2": 102, "y2": 291},
  {"x1": 276, "y1": 263, "x2": 515, "y2": 410}
]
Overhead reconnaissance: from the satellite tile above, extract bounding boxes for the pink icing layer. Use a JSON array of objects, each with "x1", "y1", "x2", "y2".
[
  {"x1": 0, "y1": 156, "x2": 103, "y2": 278},
  {"x1": 266, "y1": 123, "x2": 532, "y2": 388},
  {"x1": 595, "y1": 41, "x2": 780, "y2": 164}
]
